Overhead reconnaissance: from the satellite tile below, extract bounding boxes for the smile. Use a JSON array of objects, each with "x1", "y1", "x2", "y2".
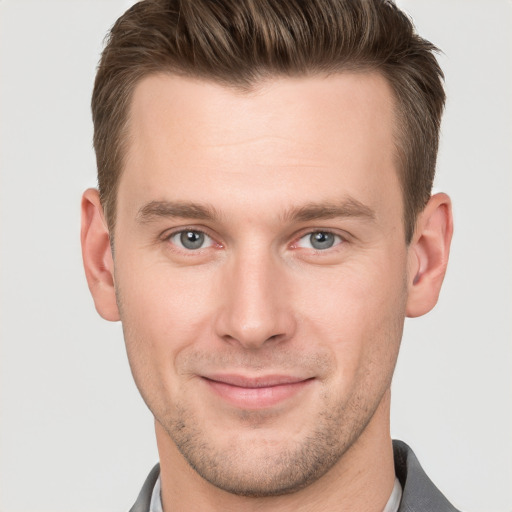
[{"x1": 201, "y1": 374, "x2": 315, "y2": 409}]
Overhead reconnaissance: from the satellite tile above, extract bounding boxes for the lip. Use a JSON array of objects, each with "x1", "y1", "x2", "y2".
[{"x1": 201, "y1": 374, "x2": 314, "y2": 409}]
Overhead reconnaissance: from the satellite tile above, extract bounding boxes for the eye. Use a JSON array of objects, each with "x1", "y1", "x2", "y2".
[
  {"x1": 169, "y1": 230, "x2": 214, "y2": 250},
  {"x1": 296, "y1": 231, "x2": 342, "y2": 250}
]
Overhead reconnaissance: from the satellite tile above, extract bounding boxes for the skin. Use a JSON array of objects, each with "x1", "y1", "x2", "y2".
[{"x1": 81, "y1": 72, "x2": 452, "y2": 511}]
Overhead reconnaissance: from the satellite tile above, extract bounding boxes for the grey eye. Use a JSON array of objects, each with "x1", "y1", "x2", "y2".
[
  {"x1": 170, "y1": 230, "x2": 212, "y2": 250},
  {"x1": 296, "y1": 231, "x2": 341, "y2": 250},
  {"x1": 310, "y1": 232, "x2": 335, "y2": 250}
]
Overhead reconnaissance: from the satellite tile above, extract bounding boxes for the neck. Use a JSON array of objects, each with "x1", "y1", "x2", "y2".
[{"x1": 156, "y1": 390, "x2": 395, "y2": 512}]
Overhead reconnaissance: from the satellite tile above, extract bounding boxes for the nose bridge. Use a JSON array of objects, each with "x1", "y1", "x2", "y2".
[{"x1": 215, "y1": 244, "x2": 294, "y2": 348}]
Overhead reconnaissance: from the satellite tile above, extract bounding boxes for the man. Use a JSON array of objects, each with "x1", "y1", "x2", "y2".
[{"x1": 80, "y1": 0, "x2": 457, "y2": 510}]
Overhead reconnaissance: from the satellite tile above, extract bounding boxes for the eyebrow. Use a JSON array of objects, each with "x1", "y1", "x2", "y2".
[
  {"x1": 283, "y1": 198, "x2": 376, "y2": 223},
  {"x1": 136, "y1": 201, "x2": 220, "y2": 223}
]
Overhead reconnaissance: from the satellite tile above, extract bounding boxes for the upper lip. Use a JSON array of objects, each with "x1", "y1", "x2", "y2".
[{"x1": 202, "y1": 374, "x2": 312, "y2": 388}]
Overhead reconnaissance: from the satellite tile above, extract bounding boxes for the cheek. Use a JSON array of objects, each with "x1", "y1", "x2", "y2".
[
  {"x1": 294, "y1": 256, "x2": 407, "y2": 382},
  {"x1": 115, "y1": 258, "x2": 217, "y2": 381},
  {"x1": 114, "y1": 261, "x2": 224, "y2": 424},
  {"x1": 297, "y1": 257, "x2": 406, "y2": 328}
]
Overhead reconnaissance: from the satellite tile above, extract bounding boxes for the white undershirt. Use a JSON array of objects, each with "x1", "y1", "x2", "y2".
[
  {"x1": 149, "y1": 475, "x2": 163, "y2": 512},
  {"x1": 149, "y1": 475, "x2": 402, "y2": 512},
  {"x1": 383, "y1": 477, "x2": 403, "y2": 512}
]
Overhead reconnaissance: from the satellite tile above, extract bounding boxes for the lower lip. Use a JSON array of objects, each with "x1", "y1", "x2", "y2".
[{"x1": 203, "y1": 378, "x2": 313, "y2": 409}]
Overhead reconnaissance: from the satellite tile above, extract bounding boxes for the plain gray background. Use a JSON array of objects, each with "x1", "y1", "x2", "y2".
[{"x1": 0, "y1": 1, "x2": 511, "y2": 511}]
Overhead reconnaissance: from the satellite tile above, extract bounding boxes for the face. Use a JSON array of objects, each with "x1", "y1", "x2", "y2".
[{"x1": 113, "y1": 73, "x2": 410, "y2": 496}]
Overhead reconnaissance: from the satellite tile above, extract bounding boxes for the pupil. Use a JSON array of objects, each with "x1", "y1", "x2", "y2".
[
  {"x1": 180, "y1": 231, "x2": 204, "y2": 249},
  {"x1": 311, "y1": 232, "x2": 334, "y2": 249}
]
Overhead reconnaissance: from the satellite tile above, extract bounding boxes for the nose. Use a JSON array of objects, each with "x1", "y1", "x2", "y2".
[{"x1": 214, "y1": 250, "x2": 296, "y2": 350}]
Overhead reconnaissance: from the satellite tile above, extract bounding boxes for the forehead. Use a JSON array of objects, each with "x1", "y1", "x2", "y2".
[
  {"x1": 120, "y1": 72, "x2": 401, "y2": 226},
  {"x1": 126, "y1": 71, "x2": 396, "y2": 158}
]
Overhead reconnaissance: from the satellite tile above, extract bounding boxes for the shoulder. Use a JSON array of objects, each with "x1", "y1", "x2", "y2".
[{"x1": 393, "y1": 440, "x2": 462, "y2": 512}]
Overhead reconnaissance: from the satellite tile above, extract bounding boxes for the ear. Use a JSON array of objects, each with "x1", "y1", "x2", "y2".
[
  {"x1": 406, "y1": 193, "x2": 453, "y2": 318},
  {"x1": 80, "y1": 188, "x2": 120, "y2": 321}
]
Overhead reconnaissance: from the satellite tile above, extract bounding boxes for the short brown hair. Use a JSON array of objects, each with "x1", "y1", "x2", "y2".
[{"x1": 92, "y1": 0, "x2": 445, "y2": 242}]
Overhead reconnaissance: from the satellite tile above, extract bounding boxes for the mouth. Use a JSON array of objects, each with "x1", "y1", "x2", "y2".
[{"x1": 201, "y1": 374, "x2": 315, "y2": 409}]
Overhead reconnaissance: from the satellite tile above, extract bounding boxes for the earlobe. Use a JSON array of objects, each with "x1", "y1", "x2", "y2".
[
  {"x1": 80, "y1": 188, "x2": 120, "y2": 321},
  {"x1": 406, "y1": 193, "x2": 453, "y2": 318}
]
